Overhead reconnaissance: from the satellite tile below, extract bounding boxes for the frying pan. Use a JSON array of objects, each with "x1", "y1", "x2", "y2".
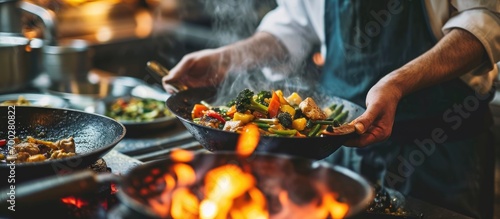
[
  {"x1": 165, "y1": 87, "x2": 365, "y2": 160},
  {"x1": 0, "y1": 106, "x2": 126, "y2": 186},
  {"x1": 0, "y1": 151, "x2": 373, "y2": 218}
]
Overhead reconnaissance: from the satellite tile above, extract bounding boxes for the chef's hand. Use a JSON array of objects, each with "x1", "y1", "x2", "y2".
[
  {"x1": 162, "y1": 48, "x2": 229, "y2": 93},
  {"x1": 344, "y1": 82, "x2": 402, "y2": 147}
]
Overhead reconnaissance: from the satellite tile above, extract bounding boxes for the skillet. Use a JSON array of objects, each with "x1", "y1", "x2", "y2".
[
  {"x1": 165, "y1": 87, "x2": 365, "y2": 160},
  {"x1": 0, "y1": 106, "x2": 126, "y2": 186}
]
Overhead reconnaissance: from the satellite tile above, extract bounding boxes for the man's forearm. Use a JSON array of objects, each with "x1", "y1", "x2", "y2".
[
  {"x1": 219, "y1": 32, "x2": 290, "y2": 72},
  {"x1": 380, "y1": 28, "x2": 489, "y2": 98}
]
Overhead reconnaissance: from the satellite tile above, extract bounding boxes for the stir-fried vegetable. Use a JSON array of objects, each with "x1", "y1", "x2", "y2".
[
  {"x1": 106, "y1": 97, "x2": 172, "y2": 122},
  {"x1": 192, "y1": 89, "x2": 352, "y2": 137}
]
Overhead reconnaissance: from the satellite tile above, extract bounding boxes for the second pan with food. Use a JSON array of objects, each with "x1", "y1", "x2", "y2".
[
  {"x1": 0, "y1": 106, "x2": 126, "y2": 186},
  {"x1": 166, "y1": 87, "x2": 365, "y2": 160}
]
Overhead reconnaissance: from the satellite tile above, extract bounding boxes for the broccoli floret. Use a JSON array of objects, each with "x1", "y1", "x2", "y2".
[
  {"x1": 232, "y1": 89, "x2": 269, "y2": 114},
  {"x1": 255, "y1": 90, "x2": 272, "y2": 106},
  {"x1": 277, "y1": 112, "x2": 293, "y2": 128}
]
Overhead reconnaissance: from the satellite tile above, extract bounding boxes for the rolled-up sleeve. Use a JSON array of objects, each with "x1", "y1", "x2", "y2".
[
  {"x1": 443, "y1": 1, "x2": 500, "y2": 68},
  {"x1": 256, "y1": 0, "x2": 320, "y2": 63}
]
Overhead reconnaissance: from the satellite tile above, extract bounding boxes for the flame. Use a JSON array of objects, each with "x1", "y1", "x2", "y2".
[
  {"x1": 146, "y1": 125, "x2": 349, "y2": 219},
  {"x1": 236, "y1": 124, "x2": 260, "y2": 156},
  {"x1": 171, "y1": 188, "x2": 200, "y2": 219},
  {"x1": 171, "y1": 149, "x2": 195, "y2": 162},
  {"x1": 61, "y1": 196, "x2": 88, "y2": 208},
  {"x1": 110, "y1": 183, "x2": 118, "y2": 194},
  {"x1": 173, "y1": 163, "x2": 196, "y2": 186}
]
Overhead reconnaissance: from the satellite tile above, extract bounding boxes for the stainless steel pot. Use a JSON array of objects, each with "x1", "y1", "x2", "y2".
[
  {"x1": 0, "y1": 0, "x2": 57, "y2": 93},
  {"x1": 0, "y1": 35, "x2": 43, "y2": 93}
]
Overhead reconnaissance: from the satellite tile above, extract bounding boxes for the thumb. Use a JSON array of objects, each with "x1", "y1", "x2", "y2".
[{"x1": 351, "y1": 107, "x2": 378, "y2": 134}]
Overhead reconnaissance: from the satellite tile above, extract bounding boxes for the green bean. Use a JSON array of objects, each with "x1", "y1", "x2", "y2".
[
  {"x1": 252, "y1": 122, "x2": 271, "y2": 129},
  {"x1": 307, "y1": 123, "x2": 322, "y2": 137},
  {"x1": 329, "y1": 104, "x2": 344, "y2": 119},
  {"x1": 334, "y1": 111, "x2": 349, "y2": 123},
  {"x1": 269, "y1": 128, "x2": 297, "y2": 136}
]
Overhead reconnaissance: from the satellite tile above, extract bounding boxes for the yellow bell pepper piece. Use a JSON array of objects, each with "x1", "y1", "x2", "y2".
[
  {"x1": 275, "y1": 90, "x2": 289, "y2": 105},
  {"x1": 280, "y1": 104, "x2": 296, "y2": 118},
  {"x1": 233, "y1": 112, "x2": 255, "y2": 124},
  {"x1": 292, "y1": 118, "x2": 307, "y2": 131}
]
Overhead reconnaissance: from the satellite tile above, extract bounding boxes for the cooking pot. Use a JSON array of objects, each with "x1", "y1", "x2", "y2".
[
  {"x1": 0, "y1": 0, "x2": 57, "y2": 93},
  {"x1": 0, "y1": 35, "x2": 43, "y2": 93}
]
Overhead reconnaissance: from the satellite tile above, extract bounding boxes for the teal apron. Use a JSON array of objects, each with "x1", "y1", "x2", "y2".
[{"x1": 322, "y1": 0, "x2": 495, "y2": 218}]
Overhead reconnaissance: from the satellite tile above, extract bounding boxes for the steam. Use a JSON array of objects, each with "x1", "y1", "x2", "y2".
[{"x1": 200, "y1": 0, "x2": 318, "y2": 105}]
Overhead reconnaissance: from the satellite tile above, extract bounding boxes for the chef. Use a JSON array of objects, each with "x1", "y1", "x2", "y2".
[{"x1": 162, "y1": 1, "x2": 500, "y2": 218}]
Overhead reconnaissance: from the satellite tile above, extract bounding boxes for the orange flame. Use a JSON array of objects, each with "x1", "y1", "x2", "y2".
[
  {"x1": 173, "y1": 163, "x2": 196, "y2": 186},
  {"x1": 236, "y1": 124, "x2": 260, "y2": 156},
  {"x1": 147, "y1": 124, "x2": 350, "y2": 219},
  {"x1": 171, "y1": 149, "x2": 195, "y2": 162},
  {"x1": 61, "y1": 196, "x2": 88, "y2": 208}
]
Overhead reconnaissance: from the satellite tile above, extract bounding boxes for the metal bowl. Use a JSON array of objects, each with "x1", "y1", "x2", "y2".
[
  {"x1": 44, "y1": 76, "x2": 146, "y2": 112},
  {"x1": 0, "y1": 93, "x2": 68, "y2": 108}
]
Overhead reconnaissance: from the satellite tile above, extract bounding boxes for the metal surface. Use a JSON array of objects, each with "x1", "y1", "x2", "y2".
[
  {"x1": 166, "y1": 87, "x2": 365, "y2": 160},
  {"x1": 42, "y1": 39, "x2": 91, "y2": 82},
  {"x1": 0, "y1": 0, "x2": 21, "y2": 34},
  {"x1": 19, "y1": 1, "x2": 57, "y2": 45},
  {"x1": 0, "y1": 0, "x2": 56, "y2": 93},
  {"x1": 0, "y1": 106, "x2": 126, "y2": 185},
  {"x1": 0, "y1": 93, "x2": 68, "y2": 108},
  {"x1": 0, "y1": 35, "x2": 43, "y2": 93},
  {"x1": 44, "y1": 76, "x2": 144, "y2": 112}
]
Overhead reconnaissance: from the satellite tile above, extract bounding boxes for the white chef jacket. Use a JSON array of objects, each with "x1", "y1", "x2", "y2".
[{"x1": 257, "y1": 0, "x2": 500, "y2": 94}]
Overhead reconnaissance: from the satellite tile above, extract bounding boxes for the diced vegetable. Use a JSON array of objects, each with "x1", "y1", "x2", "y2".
[
  {"x1": 268, "y1": 92, "x2": 281, "y2": 118},
  {"x1": 280, "y1": 104, "x2": 296, "y2": 118},
  {"x1": 286, "y1": 92, "x2": 302, "y2": 106},
  {"x1": 192, "y1": 104, "x2": 209, "y2": 119},
  {"x1": 0, "y1": 139, "x2": 6, "y2": 147},
  {"x1": 207, "y1": 110, "x2": 226, "y2": 124},
  {"x1": 233, "y1": 112, "x2": 254, "y2": 124},
  {"x1": 292, "y1": 118, "x2": 307, "y2": 131},
  {"x1": 275, "y1": 90, "x2": 289, "y2": 105},
  {"x1": 226, "y1": 105, "x2": 237, "y2": 117}
]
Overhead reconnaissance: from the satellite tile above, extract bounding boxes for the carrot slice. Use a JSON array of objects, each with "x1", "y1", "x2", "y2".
[
  {"x1": 191, "y1": 104, "x2": 209, "y2": 119},
  {"x1": 268, "y1": 91, "x2": 281, "y2": 118}
]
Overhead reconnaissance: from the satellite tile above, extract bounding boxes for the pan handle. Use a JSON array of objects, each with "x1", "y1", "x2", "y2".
[
  {"x1": 146, "y1": 60, "x2": 188, "y2": 93},
  {"x1": 0, "y1": 170, "x2": 119, "y2": 208}
]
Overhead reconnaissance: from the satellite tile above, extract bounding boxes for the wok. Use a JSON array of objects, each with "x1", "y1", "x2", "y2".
[
  {"x1": 0, "y1": 151, "x2": 373, "y2": 218},
  {"x1": 165, "y1": 87, "x2": 365, "y2": 160},
  {"x1": 0, "y1": 106, "x2": 126, "y2": 186}
]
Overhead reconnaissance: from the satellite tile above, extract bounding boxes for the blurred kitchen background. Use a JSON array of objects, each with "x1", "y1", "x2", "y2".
[
  {"x1": 1, "y1": 0, "x2": 499, "y2": 217},
  {"x1": 17, "y1": 0, "x2": 278, "y2": 80}
]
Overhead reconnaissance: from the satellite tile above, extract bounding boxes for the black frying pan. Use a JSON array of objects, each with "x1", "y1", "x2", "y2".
[
  {"x1": 165, "y1": 87, "x2": 365, "y2": 160},
  {"x1": 0, "y1": 151, "x2": 373, "y2": 218},
  {"x1": 0, "y1": 106, "x2": 126, "y2": 187}
]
